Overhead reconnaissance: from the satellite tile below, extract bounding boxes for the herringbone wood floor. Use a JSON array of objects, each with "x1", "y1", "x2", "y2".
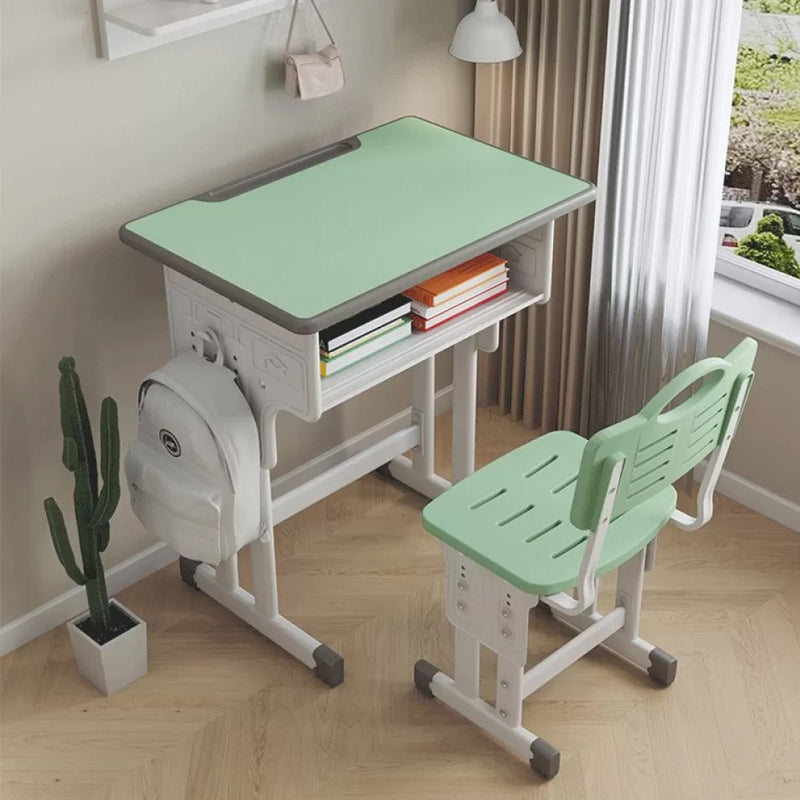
[{"x1": 2, "y1": 407, "x2": 799, "y2": 799}]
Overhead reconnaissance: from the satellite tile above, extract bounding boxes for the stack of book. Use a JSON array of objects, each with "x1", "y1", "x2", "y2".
[
  {"x1": 404, "y1": 253, "x2": 509, "y2": 332},
  {"x1": 319, "y1": 295, "x2": 412, "y2": 377}
]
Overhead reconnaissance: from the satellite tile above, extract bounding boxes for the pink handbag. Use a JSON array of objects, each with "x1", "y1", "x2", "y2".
[{"x1": 285, "y1": 0, "x2": 345, "y2": 100}]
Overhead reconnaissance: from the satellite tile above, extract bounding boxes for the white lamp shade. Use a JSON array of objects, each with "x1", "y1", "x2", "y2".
[{"x1": 449, "y1": 0, "x2": 522, "y2": 63}]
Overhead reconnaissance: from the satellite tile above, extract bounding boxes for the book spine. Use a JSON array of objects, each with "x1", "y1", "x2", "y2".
[
  {"x1": 411, "y1": 316, "x2": 426, "y2": 332},
  {"x1": 411, "y1": 284, "x2": 508, "y2": 332},
  {"x1": 403, "y1": 286, "x2": 438, "y2": 306}
]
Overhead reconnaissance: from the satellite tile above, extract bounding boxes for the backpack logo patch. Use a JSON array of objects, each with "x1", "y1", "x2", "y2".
[{"x1": 159, "y1": 429, "x2": 181, "y2": 458}]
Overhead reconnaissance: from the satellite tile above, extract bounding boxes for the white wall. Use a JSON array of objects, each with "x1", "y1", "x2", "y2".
[
  {"x1": 706, "y1": 321, "x2": 800, "y2": 507},
  {"x1": 0, "y1": 1, "x2": 473, "y2": 625}
]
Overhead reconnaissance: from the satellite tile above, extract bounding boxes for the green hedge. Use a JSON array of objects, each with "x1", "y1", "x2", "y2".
[{"x1": 736, "y1": 214, "x2": 800, "y2": 279}]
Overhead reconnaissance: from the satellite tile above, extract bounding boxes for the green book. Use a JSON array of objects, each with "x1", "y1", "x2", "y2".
[{"x1": 320, "y1": 319, "x2": 412, "y2": 377}]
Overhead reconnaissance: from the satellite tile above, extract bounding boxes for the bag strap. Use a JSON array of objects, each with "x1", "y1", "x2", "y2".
[{"x1": 285, "y1": 0, "x2": 336, "y2": 56}]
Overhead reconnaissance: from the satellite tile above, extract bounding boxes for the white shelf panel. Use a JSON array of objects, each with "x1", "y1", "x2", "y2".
[
  {"x1": 105, "y1": 0, "x2": 288, "y2": 36},
  {"x1": 320, "y1": 290, "x2": 544, "y2": 412},
  {"x1": 98, "y1": 0, "x2": 293, "y2": 58}
]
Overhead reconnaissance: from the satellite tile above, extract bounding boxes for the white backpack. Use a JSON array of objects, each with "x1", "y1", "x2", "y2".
[{"x1": 125, "y1": 352, "x2": 261, "y2": 566}]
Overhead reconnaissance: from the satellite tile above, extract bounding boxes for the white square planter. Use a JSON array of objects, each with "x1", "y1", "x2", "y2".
[{"x1": 67, "y1": 599, "x2": 147, "y2": 695}]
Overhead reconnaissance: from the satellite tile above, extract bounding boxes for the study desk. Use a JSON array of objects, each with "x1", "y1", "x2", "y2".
[{"x1": 121, "y1": 116, "x2": 595, "y2": 686}]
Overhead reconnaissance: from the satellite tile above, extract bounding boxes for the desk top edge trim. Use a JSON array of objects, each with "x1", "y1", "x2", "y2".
[{"x1": 121, "y1": 185, "x2": 595, "y2": 335}]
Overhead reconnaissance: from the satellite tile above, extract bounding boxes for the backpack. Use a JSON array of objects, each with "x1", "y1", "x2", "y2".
[{"x1": 125, "y1": 351, "x2": 261, "y2": 566}]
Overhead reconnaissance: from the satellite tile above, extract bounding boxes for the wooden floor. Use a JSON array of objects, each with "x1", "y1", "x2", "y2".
[{"x1": 2, "y1": 407, "x2": 800, "y2": 800}]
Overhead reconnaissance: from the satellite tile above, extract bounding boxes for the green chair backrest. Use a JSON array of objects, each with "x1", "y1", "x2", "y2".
[{"x1": 571, "y1": 338, "x2": 757, "y2": 531}]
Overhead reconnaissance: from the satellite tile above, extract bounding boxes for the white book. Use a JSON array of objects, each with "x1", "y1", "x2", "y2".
[{"x1": 320, "y1": 319, "x2": 412, "y2": 377}]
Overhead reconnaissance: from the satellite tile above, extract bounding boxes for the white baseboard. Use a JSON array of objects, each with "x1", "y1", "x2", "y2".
[
  {"x1": 0, "y1": 387, "x2": 455, "y2": 658},
  {"x1": 0, "y1": 543, "x2": 178, "y2": 658},
  {"x1": 696, "y1": 463, "x2": 800, "y2": 534}
]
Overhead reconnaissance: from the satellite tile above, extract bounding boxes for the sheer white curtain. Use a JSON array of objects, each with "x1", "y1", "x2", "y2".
[{"x1": 582, "y1": 0, "x2": 742, "y2": 433}]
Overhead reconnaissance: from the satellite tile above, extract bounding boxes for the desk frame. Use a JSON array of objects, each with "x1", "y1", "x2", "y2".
[{"x1": 166, "y1": 222, "x2": 556, "y2": 687}]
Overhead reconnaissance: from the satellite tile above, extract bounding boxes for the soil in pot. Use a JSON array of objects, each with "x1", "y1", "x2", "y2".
[{"x1": 75, "y1": 603, "x2": 138, "y2": 645}]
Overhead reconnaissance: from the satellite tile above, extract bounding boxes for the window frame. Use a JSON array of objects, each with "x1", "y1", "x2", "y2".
[{"x1": 716, "y1": 248, "x2": 800, "y2": 307}]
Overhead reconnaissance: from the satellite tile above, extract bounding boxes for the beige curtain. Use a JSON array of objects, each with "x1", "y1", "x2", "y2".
[{"x1": 474, "y1": 0, "x2": 609, "y2": 434}]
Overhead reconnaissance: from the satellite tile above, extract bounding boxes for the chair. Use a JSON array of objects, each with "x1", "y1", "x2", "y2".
[{"x1": 414, "y1": 338, "x2": 757, "y2": 779}]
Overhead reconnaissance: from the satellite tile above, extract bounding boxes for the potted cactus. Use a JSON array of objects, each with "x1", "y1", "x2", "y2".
[{"x1": 44, "y1": 357, "x2": 147, "y2": 695}]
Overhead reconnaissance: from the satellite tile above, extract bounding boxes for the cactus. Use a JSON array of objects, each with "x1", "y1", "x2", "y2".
[{"x1": 44, "y1": 357, "x2": 120, "y2": 635}]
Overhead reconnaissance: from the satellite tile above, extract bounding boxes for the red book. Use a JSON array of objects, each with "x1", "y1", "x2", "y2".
[{"x1": 412, "y1": 281, "x2": 509, "y2": 332}]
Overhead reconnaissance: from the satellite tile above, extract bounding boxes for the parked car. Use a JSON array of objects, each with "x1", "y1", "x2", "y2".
[{"x1": 719, "y1": 201, "x2": 800, "y2": 259}]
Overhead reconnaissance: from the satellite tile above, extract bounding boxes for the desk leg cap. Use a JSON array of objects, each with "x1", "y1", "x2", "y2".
[
  {"x1": 648, "y1": 647, "x2": 678, "y2": 687},
  {"x1": 313, "y1": 644, "x2": 344, "y2": 688},
  {"x1": 374, "y1": 463, "x2": 393, "y2": 480},
  {"x1": 179, "y1": 557, "x2": 202, "y2": 590},
  {"x1": 530, "y1": 738, "x2": 560, "y2": 779},
  {"x1": 413, "y1": 659, "x2": 440, "y2": 698}
]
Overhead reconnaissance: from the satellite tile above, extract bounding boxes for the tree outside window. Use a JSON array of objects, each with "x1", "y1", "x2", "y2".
[{"x1": 721, "y1": 0, "x2": 800, "y2": 281}]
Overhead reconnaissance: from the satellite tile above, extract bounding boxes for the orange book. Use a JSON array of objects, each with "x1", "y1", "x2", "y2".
[
  {"x1": 404, "y1": 252, "x2": 507, "y2": 307},
  {"x1": 411, "y1": 281, "x2": 509, "y2": 332}
]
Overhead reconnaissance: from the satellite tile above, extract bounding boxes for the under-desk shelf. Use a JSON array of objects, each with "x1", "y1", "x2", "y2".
[
  {"x1": 98, "y1": 0, "x2": 294, "y2": 59},
  {"x1": 319, "y1": 289, "x2": 544, "y2": 412}
]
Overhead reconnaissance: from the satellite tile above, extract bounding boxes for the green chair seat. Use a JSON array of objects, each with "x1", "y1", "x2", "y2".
[{"x1": 422, "y1": 431, "x2": 677, "y2": 596}]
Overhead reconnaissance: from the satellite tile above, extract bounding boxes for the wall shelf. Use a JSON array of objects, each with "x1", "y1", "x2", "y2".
[{"x1": 97, "y1": 0, "x2": 294, "y2": 59}]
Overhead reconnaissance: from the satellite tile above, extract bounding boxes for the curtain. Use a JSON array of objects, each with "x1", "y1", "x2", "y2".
[
  {"x1": 474, "y1": 0, "x2": 610, "y2": 434},
  {"x1": 582, "y1": 0, "x2": 742, "y2": 433}
]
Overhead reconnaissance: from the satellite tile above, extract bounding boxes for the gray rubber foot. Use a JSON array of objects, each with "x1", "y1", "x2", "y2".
[
  {"x1": 648, "y1": 647, "x2": 678, "y2": 686},
  {"x1": 313, "y1": 644, "x2": 344, "y2": 688},
  {"x1": 413, "y1": 659, "x2": 440, "y2": 698},
  {"x1": 179, "y1": 557, "x2": 202, "y2": 590},
  {"x1": 530, "y1": 737, "x2": 560, "y2": 779}
]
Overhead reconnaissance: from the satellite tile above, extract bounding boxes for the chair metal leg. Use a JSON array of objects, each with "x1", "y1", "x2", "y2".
[
  {"x1": 546, "y1": 548, "x2": 677, "y2": 685},
  {"x1": 414, "y1": 551, "x2": 560, "y2": 778},
  {"x1": 496, "y1": 656, "x2": 524, "y2": 727},
  {"x1": 454, "y1": 628, "x2": 480, "y2": 699},
  {"x1": 415, "y1": 662, "x2": 560, "y2": 778}
]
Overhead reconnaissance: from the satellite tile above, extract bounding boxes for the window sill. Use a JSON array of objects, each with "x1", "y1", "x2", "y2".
[{"x1": 711, "y1": 273, "x2": 800, "y2": 357}]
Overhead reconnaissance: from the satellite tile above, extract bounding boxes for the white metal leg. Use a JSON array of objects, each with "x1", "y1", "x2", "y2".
[
  {"x1": 452, "y1": 336, "x2": 478, "y2": 483},
  {"x1": 388, "y1": 356, "x2": 453, "y2": 498},
  {"x1": 185, "y1": 465, "x2": 344, "y2": 686},
  {"x1": 496, "y1": 656, "x2": 524, "y2": 727},
  {"x1": 544, "y1": 549, "x2": 675, "y2": 681},
  {"x1": 252, "y1": 467, "x2": 279, "y2": 618},
  {"x1": 415, "y1": 552, "x2": 559, "y2": 777},
  {"x1": 215, "y1": 553, "x2": 239, "y2": 592},
  {"x1": 616, "y1": 548, "x2": 645, "y2": 640},
  {"x1": 410, "y1": 357, "x2": 435, "y2": 478},
  {"x1": 416, "y1": 547, "x2": 677, "y2": 777},
  {"x1": 275, "y1": 425, "x2": 419, "y2": 523},
  {"x1": 387, "y1": 455, "x2": 452, "y2": 498},
  {"x1": 547, "y1": 605, "x2": 656, "y2": 671},
  {"x1": 454, "y1": 627, "x2": 481, "y2": 699},
  {"x1": 430, "y1": 672, "x2": 537, "y2": 761},
  {"x1": 195, "y1": 566, "x2": 321, "y2": 668},
  {"x1": 522, "y1": 607, "x2": 625, "y2": 697}
]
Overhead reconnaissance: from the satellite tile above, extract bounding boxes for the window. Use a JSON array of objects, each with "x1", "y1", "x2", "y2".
[{"x1": 719, "y1": 0, "x2": 800, "y2": 301}]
